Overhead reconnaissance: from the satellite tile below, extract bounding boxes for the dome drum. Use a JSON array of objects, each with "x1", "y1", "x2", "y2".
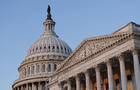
[{"x1": 18, "y1": 60, "x2": 60, "y2": 80}]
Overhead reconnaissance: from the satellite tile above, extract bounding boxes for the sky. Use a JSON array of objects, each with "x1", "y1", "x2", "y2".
[{"x1": 0, "y1": 0, "x2": 140, "y2": 90}]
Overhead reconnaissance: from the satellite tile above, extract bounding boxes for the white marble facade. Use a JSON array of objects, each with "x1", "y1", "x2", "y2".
[{"x1": 12, "y1": 6, "x2": 140, "y2": 90}]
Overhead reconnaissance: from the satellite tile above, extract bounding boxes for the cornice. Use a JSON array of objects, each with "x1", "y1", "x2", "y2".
[
  {"x1": 57, "y1": 32, "x2": 131, "y2": 72},
  {"x1": 12, "y1": 75, "x2": 50, "y2": 88}
]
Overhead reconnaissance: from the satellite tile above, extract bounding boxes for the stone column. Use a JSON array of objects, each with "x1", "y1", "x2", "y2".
[
  {"x1": 67, "y1": 79, "x2": 72, "y2": 90},
  {"x1": 95, "y1": 65, "x2": 101, "y2": 90},
  {"x1": 76, "y1": 75, "x2": 81, "y2": 90},
  {"x1": 21, "y1": 85, "x2": 23, "y2": 90},
  {"x1": 32, "y1": 83, "x2": 35, "y2": 90},
  {"x1": 85, "y1": 70, "x2": 91, "y2": 90},
  {"x1": 51, "y1": 63, "x2": 54, "y2": 72},
  {"x1": 118, "y1": 55, "x2": 128, "y2": 90},
  {"x1": 106, "y1": 60, "x2": 115, "y2": 90},
  {"x1": 26, "y1": 84, "x2": 28, "y2": 90},
  {"x1": 34, "y1": 65, "x2": 36, "y2": 74},
  {"x1": 45, "y1": 81, "x2": 48, "y2": 90},
  {"x1": 38, "y1": 82, "x2": 41, "y2": 90},
  {"x1": 17, "y1": 87, "x2": 19, "y2": 90},
  {"x1": 132, "y1": 49, "x2": 140, "y2": 90}
]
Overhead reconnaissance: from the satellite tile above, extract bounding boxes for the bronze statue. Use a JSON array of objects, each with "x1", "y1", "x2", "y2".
[
  {"x1": 47, "y1": 5, "x2": 52, "y2": 20},
  {"x1": 47, "y1": 5, "x2": 51, "y2": 14}
]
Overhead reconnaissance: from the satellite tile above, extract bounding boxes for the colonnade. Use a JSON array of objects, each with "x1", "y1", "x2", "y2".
[
  {"x1": 21, "y1": 62, "x2": 57, "y2": 78},
  {"x1": 14, "y1": 81, "x2": 49, "y2": 90},
  {"x1": 59, "y1": 49, "x2": 140, "y2": 90}
]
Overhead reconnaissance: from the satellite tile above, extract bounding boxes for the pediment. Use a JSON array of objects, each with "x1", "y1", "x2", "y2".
[{"x1": 57, "y1": 32, "x2": 131, "y2": 72}]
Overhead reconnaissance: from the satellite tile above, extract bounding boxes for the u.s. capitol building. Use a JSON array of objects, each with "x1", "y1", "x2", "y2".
[{"x1": 12, "y1": 6, "x2": 140, "y2": 90}]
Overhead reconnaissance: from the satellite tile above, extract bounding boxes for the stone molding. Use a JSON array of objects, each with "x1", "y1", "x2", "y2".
[
  {"x1": 13, "y1": 76, "x2": 49, "y2": 88},
  {"x1": 57, "y1": 32, "x2": 132, "y2": 72}
]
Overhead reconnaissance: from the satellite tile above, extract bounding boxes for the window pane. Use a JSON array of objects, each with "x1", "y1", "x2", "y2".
[
  {"x1": 48, "y1": 64, "x2": 51, "y2": 72},
  {"x1": 31, "y1": 66, "x2": 34, "y2": 74},
  {"x1": 54, "y1": 64, "x2": 57, "y2": 71},
  {"x1": 42, "y1": 64, "x2": 45, "y2": 72},
  {"x1": 36, "y1": 65, "x2": 40, "y2": 73}
]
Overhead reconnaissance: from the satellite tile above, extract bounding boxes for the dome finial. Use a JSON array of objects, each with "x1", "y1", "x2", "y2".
[
  {"x1": 47, "y1": 5, "x2": 52, "y2": 20},
  {"x1": 42, "y1": 5, "x2": 58, "y2": 38}
]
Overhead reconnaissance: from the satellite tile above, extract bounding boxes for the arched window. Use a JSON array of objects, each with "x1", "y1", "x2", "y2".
[
  {"x1": 28, "y1": 67, "x2": 30, "y2": 75},
  {"x1": 68, "y1": 49, "x2": 70, "y2": 54},
  {"x1": 42, "y1": 64, "x2": 45, "y2": 72},
  {"x1": 36, "y1": 64, "x2": 40, "y2": 73},
  {"x1": 48, "y1": 46, "x2": 50, "y2": 52},
  {"x1": 64, "y1": 48, "x2": 66, "y2": 53},
  {"x1": 44, "y1": 46, "x2": 46, "y2": 49},
  {"x1": 48, "y1": 64, "x2": 51, "y2": 72},
  {"x1": 40, "y1": 47, "x2": 42, "y2": 51},
  {"x1": 52, "y1": 46, "x2": 55, "y2": 52},
  {"x1": 54, "y1": 64, "x2": 57, "y2": 71},
  {"x1": 57, "y1": 46, "x2": 59, "y2": 52},
  {"x1": 31, "y1": 65, "x2": 35, "y2": 74},
  {"x1": 36, "y1": 47, "x2": 38, "y2": 50},
  {"x1": 61, "y1": 47, "x2": 63, "y2": 53}
]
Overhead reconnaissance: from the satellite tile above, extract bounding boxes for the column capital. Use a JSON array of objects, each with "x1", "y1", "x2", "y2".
[
  {"x1": 117, "y1": 54, "x2": 124, "y2": 61},
  {"x1": 104, "y1": 59, "x2": 109, "y2": 63},
  {"x1": 84, "y1": 69, "x2": 90, "y2": 75},
  {"x1": 94, "y1": 64, "x2": 100, "y2": 71},
  {"x1": 104, "y1": 59, "x2": 111, "y2": 65},
  {"x1": 130, "y1": 47, "x2": 139, "y2": 55},
  {"x1": 75, "y1": 73, "x2": 80, "y2": 79}
]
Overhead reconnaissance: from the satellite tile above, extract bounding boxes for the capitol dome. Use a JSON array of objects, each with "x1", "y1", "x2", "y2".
[
  {"x1": 26, "y1": 35, "x2": 72, "y2": 59},
  {"x1": 26, "y1": 6, "x2": 72, "y2": 60},
  {"x1": 12, "y1": 6, "x2": 72, "y2": 89}
]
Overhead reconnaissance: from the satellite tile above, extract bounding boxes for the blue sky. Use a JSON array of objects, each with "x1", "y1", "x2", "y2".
[{"x1": 0, "y1": 0, "x2": 140, "y2": 90}]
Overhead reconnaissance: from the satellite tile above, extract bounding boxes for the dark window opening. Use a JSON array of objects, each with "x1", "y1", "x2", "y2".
[
  {"x1": 106, "y1": 83, "x2": 108, "y2": 89},
  {"x1": 48, "y1": 64, "x2": 51, "y2": 72},
  {"x1": 115, "y1": 79, "x2": 119, "y2": 85},
  {"x1": 127, "y1": 75, "x2": 132, "y2": 81},
  {"x1": 54, "y1": 64, "x2": 57, "y2": 71}
]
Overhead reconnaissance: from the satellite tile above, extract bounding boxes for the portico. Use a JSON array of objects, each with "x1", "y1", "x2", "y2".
[{"x1": 58, "y1": 48, "x2": 140, "y2": 90}]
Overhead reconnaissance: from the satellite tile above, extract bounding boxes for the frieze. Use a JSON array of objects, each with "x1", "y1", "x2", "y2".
[
  {"x1": 74, "y1": 38, "x2": 118, "y2": 63},
  {"x1": 58, "y1": 33, "x2": 131, "y2": 72}
]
